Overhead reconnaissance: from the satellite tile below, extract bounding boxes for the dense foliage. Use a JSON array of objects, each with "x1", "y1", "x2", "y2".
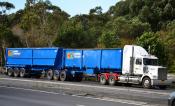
[{"x1": 0, "y1": 0, "x2": 175, "y2": 72}]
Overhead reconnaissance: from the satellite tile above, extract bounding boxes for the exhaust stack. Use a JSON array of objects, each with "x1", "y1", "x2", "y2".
[{"x1": 129, "y1": 46, "x2": 134, "y2": 75}]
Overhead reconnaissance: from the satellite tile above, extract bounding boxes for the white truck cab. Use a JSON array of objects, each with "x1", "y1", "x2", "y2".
[{"x1": 120, "y1": 45, "x2": 170, "y2": 89}]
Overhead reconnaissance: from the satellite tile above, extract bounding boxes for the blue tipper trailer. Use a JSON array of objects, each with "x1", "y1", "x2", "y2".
[
  {"x1": 82, "y1": 49, "x2": 122, "y2": 75},
  {"x1": 5, "y1": 47, "x2": 123, "y2": 82},
  {"x1": 59, "y1": 48, "x2": 123, "y2": 81},
  {"x1": 6, "y1": 48, "x2": 62, "y2": 78}
]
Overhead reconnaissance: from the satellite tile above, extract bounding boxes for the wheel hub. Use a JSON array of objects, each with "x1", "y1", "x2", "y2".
[{"x1": 144, "y1": 80, "x2": 150, "y2": 87}]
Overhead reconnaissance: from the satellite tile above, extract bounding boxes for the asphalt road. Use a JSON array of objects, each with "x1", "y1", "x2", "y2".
[
  {"x1": 0, "y1": 74, "x2": 174, "y2": 106},
  {"x1": 0, "y1": 86, "x2": 136, "y2": 106}
]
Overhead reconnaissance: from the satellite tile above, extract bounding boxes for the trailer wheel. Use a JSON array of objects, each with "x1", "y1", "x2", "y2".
[
  {"x1": 14, "y1": 68, "x2": 19, "y2": 77},
  {"x1": 47, "y1": 69, "x2": 53, "y2": 80},
  {"x1": 60, "y1": 71, "x2": 67, "y2": 81},
  {"x1": 20, "y1": 68, "x2": 26, "y2": 78},
  {"x1": 100, "y1": 75, "x2": 107, "y2": 85},
  {"x1": 7, "y1": 68, "x2": 13, "y2": 77},
  {"x1": 142, "y1": 77, "x2": 151, "y2": 89},
  {"x1": 109, "y1": 75, "x2": 116, "y2": 86},
  {"x1": 53, "y1": 70, "x2": 60, "y2": 81}
]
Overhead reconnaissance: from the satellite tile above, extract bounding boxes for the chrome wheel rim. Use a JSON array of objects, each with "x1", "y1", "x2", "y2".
[{"x1": 144, "y1": 80, "x2": 150, "y2": 88}]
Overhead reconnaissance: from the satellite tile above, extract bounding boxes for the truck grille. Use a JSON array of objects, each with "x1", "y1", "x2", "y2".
[{"x1": 158, "y1": 68, "x2": 167, "y2": 80}]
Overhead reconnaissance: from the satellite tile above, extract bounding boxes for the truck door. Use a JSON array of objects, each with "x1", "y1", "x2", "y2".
[{"x1": 134, "y1": 58, "x2": 143, "y2": 75}]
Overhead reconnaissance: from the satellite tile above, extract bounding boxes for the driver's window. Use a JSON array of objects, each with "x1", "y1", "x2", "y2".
[{"x1": 136, "y1": 58, "x2": 142, "y2": 65}]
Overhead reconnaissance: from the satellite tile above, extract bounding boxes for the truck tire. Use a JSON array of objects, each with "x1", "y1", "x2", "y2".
[
  {"x1": 7, "y1": 68, "x2": 13, "y2": 77},
  {"x1": 53, "y1": 70, "x2": 60, "y2": 81},
  {"x1": 47, "y1": 69, "x2": 53, "y2": 80},
  {"x1": 60, "y1": 71, "x2": 67, "y2": 81},
  {"x1": 14, "y1": 68, "x2": 19, "y2": 77},
  {"x1": 19, "y1": 68, "x2": 26, "y2": 78},
  {"x1": 142, "y1": 77, "x2": 151, "y2": 89},
  {"x1": 109, "y1": 75, "x2": 116, "y2": 86},
  {"x1": 100, "y1": 75, "x2": 107, "y2": 85}
]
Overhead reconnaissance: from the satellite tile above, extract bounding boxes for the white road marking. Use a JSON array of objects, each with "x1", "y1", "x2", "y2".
[
  {"x1": 0, "y1": 85, "x2": 152, "y2": 106},
  {"x1": 76, "y1": 104, "x2": 85, "y2": 106},
  {"x1": 0, "y1": 77, "x2": 170, "y2": 95}
]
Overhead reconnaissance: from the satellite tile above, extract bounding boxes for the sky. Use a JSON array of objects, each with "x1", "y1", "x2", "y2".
[{"x1": 8, "y1": 0, "x2": 119, "y2": 16}]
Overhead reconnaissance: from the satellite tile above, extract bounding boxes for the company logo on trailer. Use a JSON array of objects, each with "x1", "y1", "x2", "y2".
[
  {"x1": 67, "y1": 52, "x2": 81, "y2": 59},
  {"x1": 8, "y1": 50, "x2": 21, "y2": 56},
  {"x1": 67, "y1": 53, "x2": 73, "y2": 59},
  {"x1": 8, "y1": 50, "x2": 12, "y2": 56}
]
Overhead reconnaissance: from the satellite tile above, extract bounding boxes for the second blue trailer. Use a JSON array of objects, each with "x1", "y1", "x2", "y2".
[{"x1": 64, "y1": 49, "x2": 122, "y2": 75}]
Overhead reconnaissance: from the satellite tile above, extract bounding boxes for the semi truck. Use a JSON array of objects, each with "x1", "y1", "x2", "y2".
[{"x1": 5, "y1": 45, "x2": 170, "y2": 89}]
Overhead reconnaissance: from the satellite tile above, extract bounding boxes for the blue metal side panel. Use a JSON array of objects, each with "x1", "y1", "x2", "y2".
[
  {"x1": 33, "y1": 48, "x2": 58, "y2": 58},
  {"x1": 64, "y1": 49, "x2": 82, "y2": 68},
  {"x1": 32, "y1": 48, "x2": 59, "y2": 66},
  {"x1": 101, "y1": 49, "x2": 122, "y2": 71},
  {"x1": 33, "y1": 59, "x2": 56, "y2": 66},
  {"x1": 7, "y1": 59, "x2": 32, "y2": 65},
  {"x1": 83, "y1": 50, "x2": 101, "y2": 68},
  {"x1": 6, "y1": 48, "x2": 32, "y2": 65}
]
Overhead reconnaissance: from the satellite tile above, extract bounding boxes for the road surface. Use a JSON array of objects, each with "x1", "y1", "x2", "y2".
[
  {"x1": 0, "y1": 86, "x2": 136, "y2": 106},
  {"x1": 0, "y1": 74, "x2": 173, "y2": 106}
]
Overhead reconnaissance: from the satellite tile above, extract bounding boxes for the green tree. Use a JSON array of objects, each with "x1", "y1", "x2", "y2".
[
  {"x1": 90, "y1": 6, "x2": 102, "y2": 15},
  {"x1": 0, "y1": 1, "x2": 22, "y2": 65},
  {"x1": 20, "y1": 0, "x2": 69, "y2": 47},
  {"x1": 99, "y1": 31, "x2": 120, "y2": 48},
  {"x1": 163, "y1": 3, "x2": 174, "y2": 20},
  {"x1": 0, "y1": 1, "x2": 14, "y2": 14},
  {"x1": 105, "y1": 17, "x2": 150, "y2": 39},
  {"x1": 129, "y1": 0, "x2": 143, "y2": 16},
  {"x1": 163, "y1": 20, "x2": 175, "y2": 73},
  {"x1": 53, "y1": 20, "x2": 96, "y2": 48},
  {"x1": 108, "y1": 0, "x2": 130, "y2": 17},
  {"x1": 136, "y1": 32, "x2": 167, "y2": 65}
]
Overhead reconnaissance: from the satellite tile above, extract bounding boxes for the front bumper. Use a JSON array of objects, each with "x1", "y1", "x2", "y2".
[{"x1": 151, "y1": 79, "x2": 172, "y2": 86}]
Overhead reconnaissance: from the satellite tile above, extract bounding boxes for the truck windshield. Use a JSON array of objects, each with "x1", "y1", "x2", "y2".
[{"x1": 143, "y1": 58, "x2": 158, "y2": 66}]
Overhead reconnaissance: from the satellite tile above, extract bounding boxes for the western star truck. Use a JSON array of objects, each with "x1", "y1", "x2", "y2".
[{"x1": 5, "y1": 45, "x2": 170, "y2": 89}]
